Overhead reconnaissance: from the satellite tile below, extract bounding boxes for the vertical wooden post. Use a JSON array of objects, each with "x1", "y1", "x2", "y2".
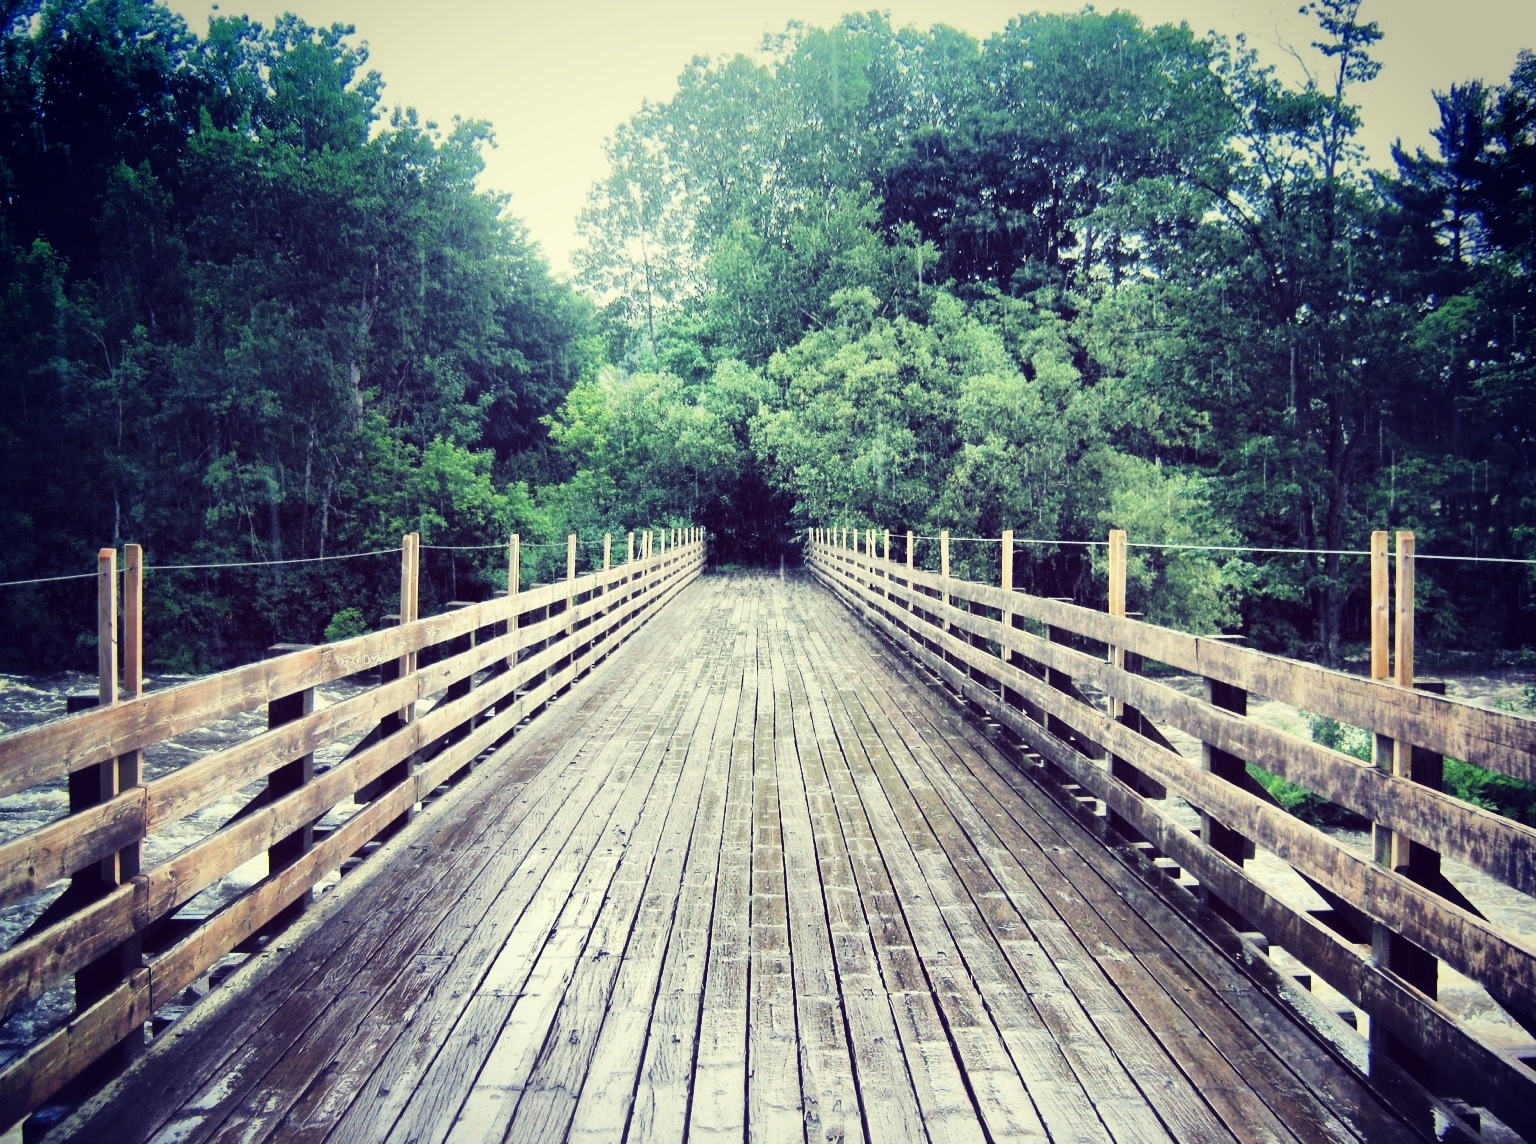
[
  {"x1": 1107, "y1": 530, "x2": 1127, "y2": 664},
  {"x1": 50, "y1": 550, "x2": 148, "y2": 1063},
  {"x1": 1371, "y1": 529, "x2": 1395, "y2": 867},
  {"x1": 399, "y1": 532, "x2": 419, "y2": 726},
  {"x1": 119, "y1": 545, "x2": 143, "y2": 880},
  {"x1": 67, "y1": 552, "x2": 128, "y2": 1022},
  {"x1": 882, "y1": 529, "x2": 891, "y2": 601},
  {"x1": 1370, "y1": 531, "x2": 1390, "y2": 682},
  {"x1": 601, "y1": 532, "x2": 613, "y2": 615},
  {"x1": 97, "y1": 549, "x2": 118, "y2": 706},
  {"x1": 1201, "y1": 662, "x2": 1253, "y2": 928},
  {"x1": 265, "y1": 642, "x2": 316, "y2": 924},
  {"x1": 906, "y1": 530, "x2": 915, "y2": 573},
  {"x1": 1105, "y1": 529, "x2": 1147, "y2": 842},
  {"x1": 627, "y1": 531, "x2": 635, "y2": 565},
  {"x1": 566, "y1": 533, "x2": 578, "y2": 638},
  {"x1": 378, "y1": 532, "x2": 421, "y2": 834},
  {"x1": 1395, "y1": 531, "x2": 1414, "y2": 692},
  {"x1": 939, "y1": 531, "x2": 951, "y2": 647},
  {"x1": 1371, "y1": 530, "x2": 1438, "y2": 1082},
  {"x1": 507, "y1": 534, "x2": 521, "y2": 669},
  {"x1": 999, "y1": 530, "x2": 1019, "y2": 714}
]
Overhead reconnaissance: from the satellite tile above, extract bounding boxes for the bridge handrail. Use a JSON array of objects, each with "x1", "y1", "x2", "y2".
[
  {"x1": 808, "y1": 531, "x2": 1536, "y2": 1141},
  {"x1": 0, "y1": 533, "x2": 707, "y2": 1129}
]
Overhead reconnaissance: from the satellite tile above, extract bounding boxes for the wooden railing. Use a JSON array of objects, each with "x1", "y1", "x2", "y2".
[
  {"x1": 0, "y1": 528, "x2": 706, "y2": 1130},
  {"x1": 807, "y1": 526, "x2": 1536, "y2": 1140}
]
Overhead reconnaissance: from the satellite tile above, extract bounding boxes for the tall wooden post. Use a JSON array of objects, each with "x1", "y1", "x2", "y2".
[
  {"x1": 63, "y1": 549, "x2": 146, "y2": 1060},
  {"x1": 1371, "y1": 530, "x2": 1396, "y2": 877},
  {"x1": 1370, "y1": 530, "x2": 1440, "y2": 1083},
  {"x1": 265, "y1": 641, "x2": 315, "y2": 925},
  {"x1": 1395, "y1": 531, "x2": 1414, "y2": 693},
  {"x1": 399, "y1": 533, "x2": 419, "y2": 726},
  {"x1": 1000, "y1": 530, "x2": 1020, "y2": 715},
  {"x1": 97, "y1": 548, "x2": 117, "y2": 707},
  {"x1": 627, "y1": 531, "x2": 635, "y2": 565},
  {"x1": 1105, "y1": 529, "x2": 1148, "y2": 841},
  {"x1": 940, "y1": 529, "x2": 950, "y2": 616},
  {"x1": 119, "y1": 545, "x2": 143, "y2": 880},
  {"x1": 567, "y1": 533, "x2": 578, "y2": 638},
  {"x1": 1107, "y1": 530, "x2": 1127, "y2": 670},
  {"x1": 389, "y1": 532, "x2": 421, "y2": 829},
  {"x1": 1370, "y1": 530, "x2": 1390, "y2": 682},
  {"x1": 508, "y1": 533, "x2": 521, "y2": 668}
]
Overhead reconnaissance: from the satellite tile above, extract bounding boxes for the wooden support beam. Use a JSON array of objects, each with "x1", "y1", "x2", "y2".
[
  {"x1": 1105, "y1": 530, "x2": 1155, "y2": 844},
  {"x1": 265, "y1": 642, "x2": 316, "y2": 929},
  {"x1": 1201, "y1": 658, "x2": 1254, "y2": 929}
]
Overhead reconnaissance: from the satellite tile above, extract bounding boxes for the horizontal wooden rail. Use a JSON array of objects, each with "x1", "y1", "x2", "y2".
[
  {"x1": 807, "y1": 531, "x2": 1536, "y2": 1140},
  {"x1": 0, "y1": 531, "x2": 706, "y2": 1130}
]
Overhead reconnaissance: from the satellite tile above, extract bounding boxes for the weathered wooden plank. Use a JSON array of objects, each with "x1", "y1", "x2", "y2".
[
  {"x1": 880, "y1": 583, "x2": 1536, "y2": 898},
  {"x1": 830, "y1": 543, "x2": 1536, "y2": 785},
  {"x1": 686, "y1": 582, "x2": 761, "y2": 1141},
  {"x1": 799, "y1": 607, "x2": 1189, "y2": 1144},
  {"x1": 37, "y1": 558, "x2": 703, "y2": 1142},
  {"x1": 766, "y1": 610, "x2": 862, "y2": 1144},
  {"x1": 566, "y1": 589, "x2": 740, "y2": 1143},
  {"x1": 621, "y1": 581, "x2": 754, "y2": 1144},
  {"x1": 818, "y1": 558, "x2": 1536, "y2": 1015},
  {"x1": 435, "y1": 630, "x2": 712, "y2": 1144},
  {"x1": 0, "y1": 787, "x2": 146, "y2": 909},
  {"x1": 338, "y1": 619, "x2": 711, "y2": 1144},
  {"x1": 784, "y1": 650, "x2": 930, "y2": 1144},
  {"x1": 506, "y1": 634, "x2": 729, "y2": 1142},
  {"x1": 811, "y1": 552, "x2": 1536, "y2": 1142},
  {"x1": 272, "y1": 607, "x2": 685, "y2": 1144}
]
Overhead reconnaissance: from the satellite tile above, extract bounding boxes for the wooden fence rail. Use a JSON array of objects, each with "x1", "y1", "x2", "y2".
[
  {"x1": 0, "y1": 529, "x2": 706, "y2": 1130},
  {"x1": 807, "y1": 526, "x2": 1536, "y2": 1140}
]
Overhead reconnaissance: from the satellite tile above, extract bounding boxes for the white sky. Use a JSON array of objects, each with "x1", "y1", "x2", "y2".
[{"x1": 163, "y1": 0, "x2": 1536, "y2": 276}]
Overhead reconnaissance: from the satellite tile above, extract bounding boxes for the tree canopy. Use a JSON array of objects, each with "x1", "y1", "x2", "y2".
[{"x1": 2, "y1": 0, "x2": 1534, "y2": 668}]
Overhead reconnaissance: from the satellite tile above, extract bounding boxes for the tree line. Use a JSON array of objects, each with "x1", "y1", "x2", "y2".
[
  {"x1": 1, "y1": 0, "x2": 1532, "y2": 670},
  {"x1": 566, "y1": 2, "x2": 1536, "y2": 664}
]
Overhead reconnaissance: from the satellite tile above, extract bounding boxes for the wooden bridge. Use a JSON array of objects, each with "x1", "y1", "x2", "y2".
[{"x1": 1, "y1": 528, "x2": 1533, "y2": 1142}]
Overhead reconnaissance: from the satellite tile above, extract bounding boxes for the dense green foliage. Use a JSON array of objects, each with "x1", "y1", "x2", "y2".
[
  {"x1": 568, "y1": 2, "x2": 1536, "y2": 661},
  {"x1": 0, "y1": 0, "x2": 592, "y2": 667},
  {"x1": 2, "y1": 1, "x2": 1535, "y2": 672}
]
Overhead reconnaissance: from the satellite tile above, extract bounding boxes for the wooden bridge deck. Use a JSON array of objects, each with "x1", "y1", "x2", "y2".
[{"x1": 53, "y1": 572, "x2": 1421, "y2": 1144}]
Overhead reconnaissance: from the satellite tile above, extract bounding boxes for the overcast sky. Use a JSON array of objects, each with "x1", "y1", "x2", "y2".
[{"x1": 163, "y1": 0, "x2": 1535, "y2": 275}]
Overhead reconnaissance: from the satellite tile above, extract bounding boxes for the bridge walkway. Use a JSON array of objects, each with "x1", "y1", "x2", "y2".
[{"x1": 53, "y1": 572, "x2": 1420, "y2": 1143}]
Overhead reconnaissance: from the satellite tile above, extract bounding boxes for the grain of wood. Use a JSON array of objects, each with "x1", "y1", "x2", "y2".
[{"x1": 45, "y1": 569, "x2": 1442, "y2": 1144}]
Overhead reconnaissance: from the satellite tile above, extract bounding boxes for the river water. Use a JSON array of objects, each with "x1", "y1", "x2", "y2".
[{"x1": 0, "y1": 670, "x2": 371, "y2": 1070}]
